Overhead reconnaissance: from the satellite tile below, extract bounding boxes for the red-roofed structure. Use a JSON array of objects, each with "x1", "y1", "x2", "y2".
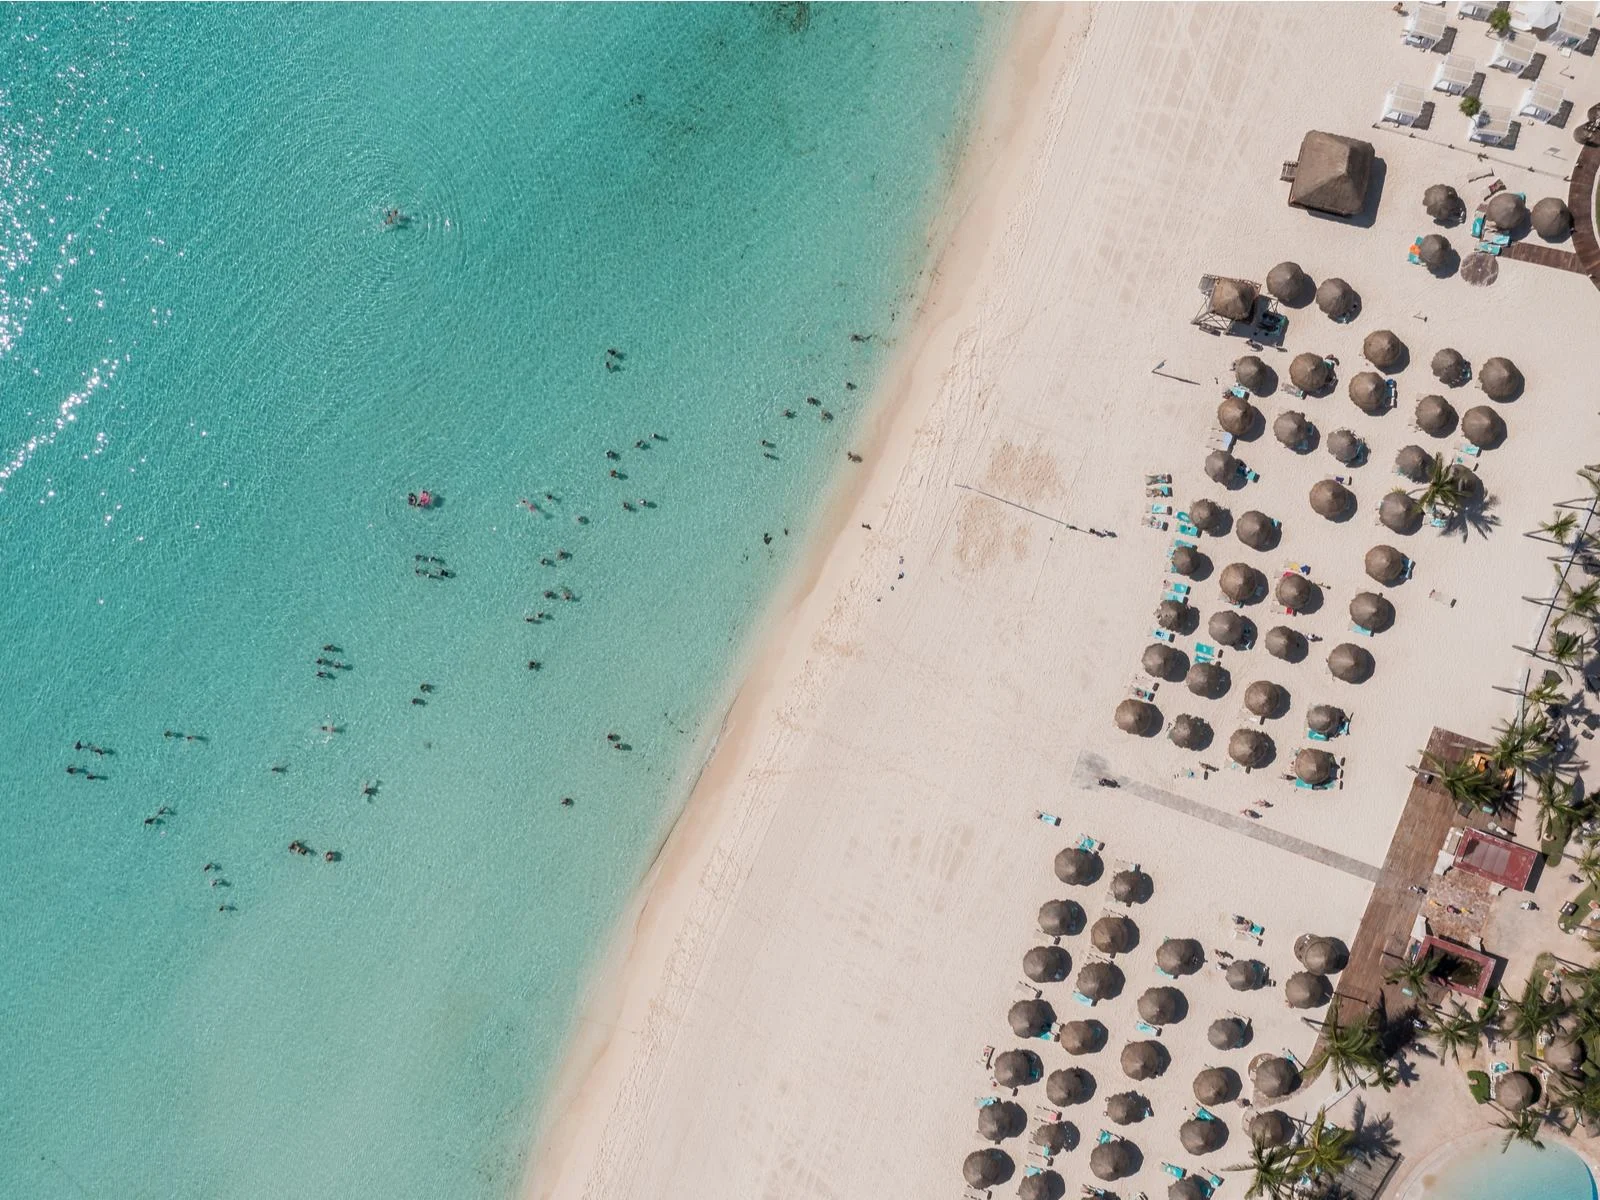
[
  {"x1": 1452, "y1": 828, "x2": 1538, "y2": 892},
  {"x1": 1415, "y1": 936, "x2": 1498, "y2": 999}
]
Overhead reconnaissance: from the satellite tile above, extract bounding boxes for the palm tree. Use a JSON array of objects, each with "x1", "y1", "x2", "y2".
[
  {"x1": 1422, "y1": 751, "x2": 1507, "y2": 813},
  {"x1": 1304, "y1": 996, "x2": 1399, "y2": 1090},
  {"x1": 1505, "y1": 975, "x2": 1568, "y2": 1046},
  {"x1": 1563, "y1": 579, "x2": 1600, "y2": 624},
  {"x1": 1385, "y1": 950, "x2": 1442, "y2": 1000},
  {"x1": 1573, "y1": 845, "x2": 1600, "y2": 890},
  {"x1": 1532, "y1": 773, "x2": 1582, "y2": 842},
  {"x1": 1524, "y1": 676, "x2": 1568, "y2": 711},
  {"x1": 1229, "y1": 1143, "x2": 1295, "y2": 1200},
  {"x1": 1294, "y1": 1110, "x2": 1357, "y2": 1184},
  {"x1": 1545, "y1": 628, "x2": 1590, "y2": 679},
  {"x1": 1490, "y1": 713, "x2": 1551, "y2": 773},
  {"x1": 1421, "y1": 1002, "x2": 1482, "y2": 1064},
  {"x1": 1542, "y1": 512, "x2": 1579, "y2": 545},
  {"x1": 1496, "y1": 1108, "x2": 1546, "y2": 1152},
  {"x1": 1416, "y1": 453, "x2": 1470, "y2": 519}
]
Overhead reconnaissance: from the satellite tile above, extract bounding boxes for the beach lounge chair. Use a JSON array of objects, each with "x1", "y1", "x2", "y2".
[
  {"x1": 1152, "y1": 628, "x2": 1175, "y2": 644},
  {"x1": 1471, "y1": 213, "x2": 1485, "y2": 237},
  {"x1": 977, "y1": 1094, "x2": 999, "y2": 1107},
  {"x1": 1131, "y1": 686, "x2": 1156, "y2": 702},
  {"x1": 1194, "y1": 642, "x2": 1220, "y2": 660},
  {"x1": 1148, "y1": 485, "x2": 1173, "y2": 497},
  {"x1": 1098, "y1": 1130, "x2": 1116, "y2": 1146},
  {"x1": 1294, "y1": 778, "x2": 1335, "y2": 791},
  {"x1": 1167, "y1": 581, "x2": 1191, "y2": 595},
  {"x1": 1173, "y1": 538, "x2": 1196, "y2": 551},
  {"x1": 979, "y1": 1045, "x2": 995, "y2": 1067},
  {"x1": 1488, "y1": 232, "x2": 1510, "y2": 247},
  {"x1": 1208, "y1": 1173, "x2": 1224, "y2": 1190},
  {"x1": 1163, "y1": 591, "x2": 1186, "y2": 606},
  {"x1": 1024, "y1": 1164, "x2": 1043, "y2": 1178},
  {"x1": 1136, "y1": 1020, "x2": 1162, "y2": 1036},
  {"x1": 1146, "y1": 474, "x2": 1171, "y2": 485},
  {"x1": 1177, "y1": 522, "x2": 1200, "y2": 537},
  {"x1": 1206, "y1": 430, "x2": 1237, "y2": 452},
  {"x1": 1479, "y1": 242, "x2": 1502, "y2": 256},
  {"x1": 1242, "y1": 467, "x2": 1260, "y2": 484},
  {"x1": 1152, "y1": 504, "x2": 1173, "y2": 515},
  {"x1": 1406, "y1": 239, "x2": 1422, "y2": 265},
  {"x1": 1458, "y1": 441, "x2": 1480, "y2": 457},
  {"x1": 1282, "y1": 1047, "x2": 1304, "y2": 1069},
  {"x1": 1163, "y1": 1163, "x2": 1187, "y2": 1179},
  {"x1": 1403, "y1": 557, "x2": 1415, "y2": 580},
  {"x1": 1350, "y1": 624, "x2": 1374, "y2": 637},
  {"x1": 1195, "y1": 1106, "x2": 1216, "y2": 1121},
  {"x1": 1307, "y1": 728, "x2": 1329, "y2": 742},
  {"x1": 1036, "y1": 810, "x2": 1062, "y2": 826},
  {"x1": 1077, "y1": 834, "x2": 1103, "y2": 852},
  {"x1": 1144, "y1": 516, "x2": 1170, "y2": 531},
  {"x1": 1226, "y1": 385, "x2": 1248, "y2": 400}
]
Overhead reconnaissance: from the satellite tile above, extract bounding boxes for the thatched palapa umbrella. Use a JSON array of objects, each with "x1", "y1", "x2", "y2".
[
  {"x1": 1430, "y1": 348, "x2": 1469, "y2": 386},
  {"x1": 1171, "y1": 1177, "x2": 1208, "y2": 1200},
  {"x1": 1090, "y1": 1140, "x2": 1135, "y2": 1181},
  {"x1": 1121, "y1": 1039, "x2": 1166, "y2": 1081},
  {"x1": 1058, "y1": 1020, "x2": 1104, "y2": 1055},
  {"x1": 1210, "y1": 277, "x2": 1258, "y2": 322},
  {"x1": 1010, "y1": 999, "x2": 1056, "y2": 1038},
  {"x1": 964, "y1": 1148, "x2": 1013, "y2": 1188},
  {"x1": 1156, "y1": 598, "x2": 1190, "y2": 631},
  {"x1": 1462, "y1": 405, "x2": 1506, "y2": 449},
  {"x1": 1350, "y1": 591, "x2": 1395, "y2": 633},
  {"x1": 1285, "y1": 971, "x2": 1331, "y2": 1009},
  {"x1": 1111, "y1": 869, "x2": 1151, "y2": 904},
  {"x1": 1186, "y1": 661, "x2": 1230, "y2": 699},
  {"x1": 994, "y1": 1048, "x2": 1041, "y2": 1087},
  {"x1": 1265, "y1": 261, "x2": 1308, "y2": 304},
  {"x1": 1486, "y1": 191, "x2": 1527, "y2": 230},
  {"x1": 1235, "y1": 355, "x2": 1273, "y2": 393},
  {"x1": 1547, "y1": 1036, "x2": 1586, "y2": 1075},
  {"x1": 1038, "y1": 898, "x2": 1083, "y2": 937},
  {"x1": 1294, "y1": 748, "x2": 1337, "y2": 786},
  {"x1": 1024, "y1": 945, "x2": 1071, "y2": 983},
  {"x1": 1418, "y1": 234, "x2": 1449, "y2": 269},
  {"x1": 1220, "y1": 562, "x2": 1265, "y2": 604},
  {"x1": 1276, "y1": 572, "x2": 1314, "y2": 610},
  {"x1": 1106, "y1": 1092, "x2": 1147, "y2": 1124},
  {"x1": 1244, "y1": 680, "x2": 1287, "y2": 719},
  {"x1": 978, "y1": 1099, "x2": 1026, "y2": 1142},
  {"x1": 1498, "y1": 1071, "x2": 1538, "y2": 1112},
  {"x1": 1055, "y1": 847, "x2": 1103, "y2": 885},
  {"x1": 1306, "y1": 704, "x2": 1346, "y2": 736},
  {"x1": 1181, "y1": 1117, "x2": 1227, "y2": 1155},
  {"x1": 1248, "y1": 1110, "x2": 1295, "y2": 1147},
  {"x1": 1018, "y1": 1170, "x2": 1064, "y2": 1200},
  {"x1": 1423, "y1": 183, "x2": 1461, "y2": 223},
  {"x1": 1415, "y1": 393, "x2": 1456, "y2": 436},
  {"x1": 1327, "y1": 429, "x2": 1361, "y2": 465},
  {"x1": 1365, "y1": 544, "x2": 1407, "y2": 585},
  {"x1": 1296, "y1": 935, "x2": 1349, "y2": 974},
  {"x1": 1348, "y1": 371, "x2": 1389, "y2": 415},
  {"x1": 1328, "y1": 642, "x2": 1374, "y2": 683},
  {"x1": 1092, "y1": 915, "x2": 1139, "y2": 955},
  {"x1": 1379, "y1": 490, "x2": 1423, "y2": 534},
  {"x1": 1532, "y1": 197, "x2": 1573, "y2": 241},
  {"x1": 1138, "y1": 986, "x2": 1186, "y2": 1025},
  {"x1": 1171, "y1": 544, "x2": 1206, "y2": 578},
  {"x1": 1362, "y1": 329, "x2": 1405, "y2": 371},
  {"x1": 1236, "y1": 510, "x2": 1279, "y2": 551},
  {"x1": 1218, "y1": 394, "x2": 1258, "y2": 438},
  {"x1": 1077, "y1": 961, "x2": 1123, "y2": 1001},
  {"x1": 1315, "y1": 277, "x2": 1357, "y2": 320},
  {"x1": 1047, "y1": 1066, "x2": 1094, "y2": 1106},
  {"x1": 1264, "y1": 625, "x2": 1305, "y2": 662},
  {"x1": 1115, "y1": 698, "x2": 1160, "y2": 736},
  {"x1": 1209, "y1": 1017, "x2": 1250, "y2": 1051},
  {"x1": 1274, "y1": 410, "x2": 1312, "y2": 451},
  {"x1": 1189, "y1": 498, "x2": 1224, "y2": 533},
  {"x1": 1289, "y1": 352, "x2": 1333, "y2": 392},
  {"x1": 1209, "y1": 609, "x2": 1248, "y2": 648},
  {"x1": 1252, "y1": 1055, "x2": 1301, "y2": 1098},
  {"x1": 1479, "y1": 357, "x2": 1522, "y2": 402},
  {"x1": 1195, "y1": 1065, "x2": 1241, "y2": 1104},
  {"x1": 1228, "y1": 728, "x2": 1273, "y2": 768},
  {"x1": 1169, "y1": 714, "x2": 1211, "y2": 750},
  {"x1": 1394, "y1": 444, "x2": 1431, "y2": 483},
  {"x1": 1156, "y1": 939, "x2": 1204, "y2": 977},
  {"x1": 1227, "y1": 959, "x2": 1267, "y2": 991},
  {"x1": 1310, "y1": 479, "x2": 1354, "y2": 520},
  {"x1": 1206, "y1": 450, "x2": 1240, "y2": 485},
  {"x1": 1143, "y1": 642, "x2": 1186, "y2": 681}
]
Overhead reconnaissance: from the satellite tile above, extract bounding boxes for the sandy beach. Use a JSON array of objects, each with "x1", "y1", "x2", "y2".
[{"x1": 524, "y1": 4, "x2": 1600, "y2": 1198}]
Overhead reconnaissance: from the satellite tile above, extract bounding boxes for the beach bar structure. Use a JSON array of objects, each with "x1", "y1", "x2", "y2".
[
  {"x1": 1193, "y1": 275, "x2": 1264, "y2": 334},
  {"x1": 1412, "y1": 935, "x2": 1499, "y2": 999},
  {"x1": 1443, "y1": 826, "x2": 1539, "y2": 891},
  {"x1": 1381, "y1": 84, "x2": 1428, "y2": 127},
  {"x1": 1487, "y1": 32, "x2": 1536, "y2": 73},
  {"x1": 1431, "y1": 54, "x2": 1476, "y2": 95},
  {"x1": 1284, "y1": 131, "x2": 1376, "y2": 218},
  {"x1": 1403, "y1": 4, "x2": 1449, "y2": 48},
  {"x1": 1519, "y1": 81, "x2": 1565, "y2": 124}
]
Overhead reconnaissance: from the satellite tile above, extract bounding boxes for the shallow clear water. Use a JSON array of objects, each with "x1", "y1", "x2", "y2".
[
  {"x1": 1421, "y1": 1137, "x2": 1596, "y2": 1200},
  {"x1": 0, "y1": 5, "x2": 1001, "y2": 1197}
]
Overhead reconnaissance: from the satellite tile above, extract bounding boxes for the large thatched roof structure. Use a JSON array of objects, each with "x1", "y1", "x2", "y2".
[
  {"x1": 1265, "y1": 261, "x2": 1308, "y2": 304},
  {"x1": 1350, "y1": 591, "x2": 1395, "y2": 633},
  {"x1": 1462, "y1": 405, "x2": 1506, "y2": 449},
  {"x1": 1328, "y1": 642, "x2": 1374, "y2": 683},
  {"x1": 1362, "y1": 329, "x2": 1405, "y2": 371},
  {"x1": 1314, "y1": 277, "x2": 1357, "y2": 320},
  {"x1": 1309, "y1": 479, "x2": 1354, "y2": 520},
  {"x1": 1220, "y1": 562, "x2": 1266, "y2": 603},
  {"x1": 1415, "y1": 393, "x2": 1456, "y2": 435},
  {"x1": 1296, "y1": 935, "x2": 1349, "y2": 974},
  {"x1": 1116, "y1": 698, "x2": 1160, "y2": 736},
  {"x1": 1288, "y1": 131, "x2": 1375, "y2": 217},
  {"x1": 1423, "y1": 183, "x2": 1461, "y2": 223},
  {"x1": 1479, "y1": 357, "x2": 1522, "y2": 402},
  {"x1": 1228, "y1": 728, "x2": 1273, "y2": 768},
  {"x1": 1289, "y1": 352, "x2": 1333, "y2": 392},
  {"x1": 1532, "y1": 197, "x2": 1573, "y2": 241},
  {"x1": 1055, "y1": 846, "x2": 1103, "y2": 885}
]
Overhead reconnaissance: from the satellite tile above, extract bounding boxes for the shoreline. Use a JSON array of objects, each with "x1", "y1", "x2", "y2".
[{"x1": 517, "y1": 7, "x2": 1075, "y2": 1195}]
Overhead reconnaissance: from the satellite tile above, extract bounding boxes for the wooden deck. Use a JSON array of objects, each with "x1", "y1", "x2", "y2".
[
  {"x1": 1335, "y1": 728, "x2": 1495, "y2": 1016},
  {"x1": 1570, "y1": 141, "x2": 1600, "y2": 292},
  {"x1": 1502, "y1": 240, "x2": 1588, "y2": 273}
]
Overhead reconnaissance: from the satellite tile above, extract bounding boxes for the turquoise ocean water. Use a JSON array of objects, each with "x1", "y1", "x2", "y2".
[
  {"x1": 1422, "y1": 1138, "x2": 1596, "y2": 1200},
  {"x1": 0, "y1": 6, "x2": 1001, "y2": 1198}
]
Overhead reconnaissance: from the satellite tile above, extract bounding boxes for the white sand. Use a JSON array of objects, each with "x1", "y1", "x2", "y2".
[{"x1": 524, "y1": 4, "x2": 1600, "y2": 1197}]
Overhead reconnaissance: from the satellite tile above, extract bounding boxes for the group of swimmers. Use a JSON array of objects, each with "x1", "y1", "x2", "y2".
[
  {"x1": 288, "y1": 840, "x2": 338, "y2": 863},
  {"x1": 414, "y1": 554, "x2": 453, "y2": 580}
]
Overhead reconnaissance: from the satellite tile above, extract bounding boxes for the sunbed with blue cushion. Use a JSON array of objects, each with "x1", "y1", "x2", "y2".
[{"x1": 1152, "y1": 628, "x2": 1175, "y2": 643}]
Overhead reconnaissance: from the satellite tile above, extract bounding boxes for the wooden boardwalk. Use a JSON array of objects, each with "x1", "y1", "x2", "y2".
[
  {"x1": 1502, "y1": 240, "x2": 1587, "y2": 273},
  {"x1": 1336, "y1": 728, "x2": 1495, "y2": 1015},
  {"x1": 1570, "y1": 141, "x2": 1600, "y2": 292}
]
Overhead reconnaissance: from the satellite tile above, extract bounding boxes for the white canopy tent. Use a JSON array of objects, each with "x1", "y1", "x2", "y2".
[
  {"x1": 1382, "y1": 84, "x2": 1429, "y2": 126},
  {"x1": 1468, "y1": 105, "x2": 1516, "y2": 145},
  {"x1": 1457, "y1": 0, "x2": 1495, "y2": 17},
  {"x1": 1405, "y1": 4, "x2": 1450, "y2": 46},
  {"x1": 1550, "y1": 4, "x2": 1596, "y2": 47},
  {"x1": 1432, "y1": 54, "x2": 1476, "y2": 93},
  {"x1": 1511, "y1": 1, "x2": 1563, "y2": 31},
  {"x1": 1519, "y1": 81, "x2": 1565, "y2": 122},
  {"x1": 1488, "y1": 32, "x2": 1537, "y2": 70}
]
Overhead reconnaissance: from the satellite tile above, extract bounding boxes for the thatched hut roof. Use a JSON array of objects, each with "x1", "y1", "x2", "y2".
[
  {"x1": 1394, "y1": 444, "x2": 1432, "y2": 483},
  {"x1": 1423, "y1": 183, "x2": 1460, "y2": 223},
  {"x1": 1106, "y1": 1092, "x2": 1147, "y2": 1125},
  {"x1": 1058, "y1": 1020, "x2": 1104, "y2": 1055},
  {"x1": 1018, "y1": 1170, "x2": 1064, "y2": 1200},
  {"x1": 1235, "y1": 510, "x2": 1278, "y2": 551},
  {"x1": 1171, "y1": 1177, "x2": 1208, "y2": 1200},
  {"x1": 1328, "y1": 642, "x2": 1374, "y2": 683},
  {"x1": 1092, "y1": 915, "x2": 1139, "y2": 955},
  {"x1": 1235, "y1": 355, "x2": 1273, "y2": 393},
  {"x1": 1156, "y1": 598, "x2": 1190, "y2": 631},
  {"x1": 1462, "y1": 405, "x2": 1506, "y2": 449},
  {"x1": 1228, "y1": 728, "x2": 1273, "y2": 768},
  {"x1": 1362, "y1": 329, "x2": 1405, "y2": 370},
  {"x1": 1314, "y1": 277, "x2": 1357, "y2": 320},
  {"x1": 1169, "y1": 713, "x2": 1211, "y2": 750},
  {"x1": 1415, "y1": 393, "x2": 1456, "y2": 435},
  {"x1": 1210, "y1": 277, "x2": 1258, "y2": 322},
  {"x1": 1047, "y1": 1066, "x2": 1094, "y2": 1106},
  {"x1": 1143, "y1": 642, "x2": 1186, "y2": 681},
  {"x1": 1285, "y1": 970, "x2": 1331, "y2": 1009},
  {"x1": 1365, "y1": 543, "x2": 1406, "y2": 585},
  {"x1": 978, "y1": 1099, "x2": 1026, "y2": 1142},
  {"x1": 1547, "y1": 1036, "x2": 1586, "y2": 1075},
  {"x1": 1498, "y1": 1071, "x2": 1538, "y2": 1113},
  {"x1": 1479, "y1": 357, "x2": 1522, "y2": 402},
  {"x1": 1252, "y1": 1055, "x2": 1301, "y2": 1098},
  {"x1": 1024, "y1": 945, "x2": 1071, "y2": 983},
  {"x1": 1055, "y1": 847, "x2": 1103, "y2": 886},
  {"x1": 1288, "y1": 131, "x2": 1374, "y2": 217},
  {"x1": 1189, "y1": 498, "x2": 1224, "y2": 533},
  {"x1": 1180, "y1": 1116, "x2": 1227, "y2": 1155},
  {"x1": 1379, "y1": 490, "x2": 1423, "y2": 534},
  {"x1": 1486, "y1": 191, "x2": 1527, "y2": 230},
  {"x1": 1418, "y1": 233, "x2": 1449, "y2": 269},
  {"x1": 1090, "y1": 1140, "x2": 1135, "y2": 1181},
  {"x1": 1209, "y1": 1017, "x2": 1250, "y2": 1050},
  {"x1": 1195, "y1": 1065, "x2": 1241, "y2": 1104},
  {"x1": 1248, "y1": 1110, "x2": 1295, "y2": 1147},
  {"x1": 1276, "y1": 572, "x2": 1314, "y2": 610},
  {"x1": 1121, "y1": 1039, "x2": 1166, "y2": 1081},
  {"x1": 1296, "y1": 935, "x2": 1349, "y2": 974},
  {"x1": 993, "y1": 1048, "x2": 1040, "y2": 1087},
  {"x1": 1264, "y1": 625, "x2": 1304, "y2": 661},
  {"x1": 1116, "y1": 698, "x2": 1160, "y2": 736},
  {"x1": 1430, "y1": 348, "x2": 1469, "y2": 386},
  {"x1": 1077, "y1": 961, "x2": 1123, "y2": 1001},
  {"x1": 1219, "y1": 394, "x2": 1258, "y2": 437},
  {"x1": 1293, "y1": 748, "x2": 1336, "y2": 785},
  {"x1": 1038, "y1": 898, "x2": 1083, "y2": 937},
  {"x1": 1306, "y1": 704, "x2": 1346, "y2": 735},
  {"x1": 1227, "y1": 959, "x2": 1266, "y2": 991},
  {"x1": 1244, "y1": 680, "x2": 1287, "y2": 718},
  {"x1": 1034, "y1": 1120, "x2": 1076, "y2": 1152},
  {"x1": 1532, "y1": 197, "x2": 1573, "y2": 241},
  {"x1": 1186, "y1": 661, "x2": 1230, "y2": 700},
  {"x1": 1265, "y1": 261, "x2": 1308, "y2": 304},
  {"x1": 1171, "y1": 543, "x2": 1206, "y2": 579},
  {"x1": 1010, "y1": 998, "x2": 1056, "y2": 1038},
  {"x1": 1348, "y1": 371, "x2": 1389, "y2": 415},
  {"x1": 1289, "y1": 352, "x2": 1333, "y2": 392},
  {"x1": 1209, "y1": 609, "x2": 1248, "y2": 648},
  {"x1": 1274, "y1": 410, "x2": 1312, "y2": 450},
  {"x1": 1139, "y1": 985, "x2": 1186, "y2": 1023},
  {"x1": 1220, "y1": 562, "x2": 1266, "y2": 603},
  {"x1": 1205, "y1": 450, "x2": 1240, "y2": 484},
  {"x1": 1309, "y1": 479, "x2": 1354, "y2": 519},
  {"x1": 964, "y1": 1148, "x2": 1012, "y2": 1187},
  {"x1": 1350, "y1": 591, "x2": 1395, "y2": 632},
  {"x1": 1327, "y1": 428, "x2": 1362, "y2": 465},
  {"x1": 1111, "y1": 869, "x2": 1151, "y2": 904}
]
